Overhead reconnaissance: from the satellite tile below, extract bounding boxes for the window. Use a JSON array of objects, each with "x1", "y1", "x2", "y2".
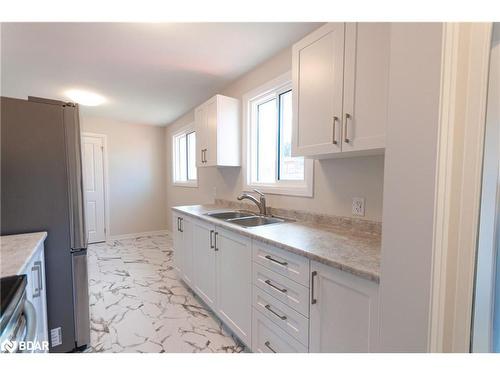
[
  {"x1": 244, "y1": 73, "x2": 313, "y2": 196},
  {"x1": 173, "y1": 126, "x2": 197, "y2": 187}
]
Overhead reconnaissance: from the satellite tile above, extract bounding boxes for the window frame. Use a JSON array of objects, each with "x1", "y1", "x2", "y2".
[
  {"x1": 172, "y1": 123, "x2": 198, "y2": 188},
  {"x1": 242, "y1": 72, "x2": 314, "y2": 197}
]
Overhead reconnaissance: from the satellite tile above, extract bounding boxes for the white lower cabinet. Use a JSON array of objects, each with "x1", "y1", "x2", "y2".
[
  {"x1": 309, "y1": 260, "x2": 380, "y2": 352},
  {"x1": 172, "y1": 210, "x2": 380, "y2": 353},
  {"x1": 22, "y1": 240, "x2": 49, "y2": 352},
  {"x1": 172, "y1": 213, "x2": 194, "y2": 288},
  {"x1": 192, "y1": 219, "x2": 217, "y2": 309},
  {"x1": 215, "y1": 228, "x2": 252, "y2": 347},
  {"x1": 252, "y1": 309, "x2": 307, "y2": 353}
]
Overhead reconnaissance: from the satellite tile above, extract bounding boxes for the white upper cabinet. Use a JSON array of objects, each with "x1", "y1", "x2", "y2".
[
  {"x1": 292, "y1": 23, "x2": 390, "y2": 158},
  {"x1": 195, "y1": 94, "x2": 240, "y2": 167}
]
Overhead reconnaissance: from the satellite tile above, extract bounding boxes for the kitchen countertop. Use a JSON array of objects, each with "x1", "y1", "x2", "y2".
[
  {"x1": 172, "y1": 204, "x2": 381, "y2": 283},
  {"x1": 0, "y1": 232, "x2": 47, "y2": 277}
]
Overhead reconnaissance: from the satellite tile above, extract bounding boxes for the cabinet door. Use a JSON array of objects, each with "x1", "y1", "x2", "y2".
[
  {"x1": 192, "y1": 220, "x2": 217, "y2": 309},
  {"x1": 215, "y1": 227, "x2": 252, "y2": 347},
  {"x1": 172, "y1": 213, "x2": 184, "y2": 274},
  {"x1": 342, "y1": 23, "x2": 390, "y2": 152},
  {"x1": 195, "y1": 106, "x2": 207, "y2": 167},
  {"x1": 309, "y1": 261, "x2": 379, "y2": 352},
  {"x1": 180, "y1": 217, "x2": 194, "y2": 287},
  {"x1": 23, "y1": 245, "x2": 49, "y2": 352},
  {"x1": 204, "y1": 98, "x2": 218, "y2": 167},
  {"x1": 292, "y1": 23, "x2": 345, "y2": 157}
]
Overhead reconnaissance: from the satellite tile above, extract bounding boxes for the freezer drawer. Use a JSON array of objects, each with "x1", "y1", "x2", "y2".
[{"x1": 71, "y1": 250, "x2": 90, "y2": 348}]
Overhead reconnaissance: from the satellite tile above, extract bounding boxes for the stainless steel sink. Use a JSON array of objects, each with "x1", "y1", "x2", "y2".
[
  {"x1": 228, "y1": 216, "x2": 287, "y2": 227},
  {"x1": 205, "y1": 210, "x2": 256, "y2": 220},
  {"x1": 205, "y1": 210, "x2": 290, "y2": 227}
]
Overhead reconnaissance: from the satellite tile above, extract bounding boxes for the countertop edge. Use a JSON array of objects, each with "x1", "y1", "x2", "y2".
[
  {"x1": 172, "y1": 206, "x2": 380, "y2": 283},
  {"x1": 0, "y1": 231, "x2": 47, "y2": 277}
]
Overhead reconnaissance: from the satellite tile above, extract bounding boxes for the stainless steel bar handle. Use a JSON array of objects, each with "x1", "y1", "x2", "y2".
[
  {"x1": 264, "y1": 341, "x2": 277, "y2": 353},
  {"x1": 311, "y1": 271, "x2": 318, "y2": 304},
  {"x1": 265, "y1": 279, "x2": 287, "y2": 293},
  {"x1": 177, "y1": 217, "x2": 180, "y2": 232},
  {"x1": 332, "y1": 116, "x2": 339, "y2": 145},
  {"x1": 179, "y1": 218, "x2": 183, "y2": 233},
  {"x1": 344, "y1": 113, "x2": 351, "y2": 143},
  {"x1": 35, "y1": 261, "x2": 43, "y2": 292},
  {"x1": 214, "y1": 231, "x2": 219, "y2": 251},
  {"x1": 264, "y1": 255, "x2": 288, "y2": 266},
  {"x1": 265, "y1": 304, "x2": 287, "y2": 320},
  {"x1": 210, "y1": 230, "x2": 215, "y2": 249},
  {"x1": 31, "y1": 264, "x2": 41, "y2": 298}
]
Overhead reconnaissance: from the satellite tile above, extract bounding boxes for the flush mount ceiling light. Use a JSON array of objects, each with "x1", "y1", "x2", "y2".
[{"x1": 64, "y1": 89, "x2": 106, "y2": 106}]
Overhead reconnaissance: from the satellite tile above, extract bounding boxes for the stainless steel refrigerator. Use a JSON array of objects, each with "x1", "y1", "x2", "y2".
[{"x1": 1, "y1": 96, "x2": 90, "y2": 352}]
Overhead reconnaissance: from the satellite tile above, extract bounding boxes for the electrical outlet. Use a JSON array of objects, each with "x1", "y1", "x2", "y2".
[{"x1": 352, "y1": 197, "x2": 365, "y2": 217}]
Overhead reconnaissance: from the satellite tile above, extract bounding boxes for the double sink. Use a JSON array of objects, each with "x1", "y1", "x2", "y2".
[{"x1": 205, "y1": 210, "x2": 290, "y2": 228}]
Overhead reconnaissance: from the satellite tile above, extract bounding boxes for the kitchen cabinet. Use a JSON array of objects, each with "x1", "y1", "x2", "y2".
[
  {"x1": 192, "y1": 219, "x2": 217, "y2": 309},
  {"x1": 215, "y1": 227, "x2": 252, "y2": 347},
  {"x1": 195, "y1": 94, "x2": 240, "y2": 167},
  {"x1": 292, "y1": 23, "x2": 390, "y2": 158},
  {"x1": 22, "y1": 240, "x2": 49, "y2": 352},
  {"x1": 309, "y1": 260, "x2": 380, "y2": 352},
  {"x1": 172, "y1": 213, "x2": 194, "y2": 287}
]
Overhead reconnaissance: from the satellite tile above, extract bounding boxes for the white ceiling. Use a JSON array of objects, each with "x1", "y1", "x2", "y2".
[{"x1": 1, "y1": 23, "x2": 321, "y2": 126}]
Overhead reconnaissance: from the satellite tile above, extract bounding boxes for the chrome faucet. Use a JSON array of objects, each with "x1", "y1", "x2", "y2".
[{"x1": 237, "y1": 189, "x2": 267, "y2": 216}]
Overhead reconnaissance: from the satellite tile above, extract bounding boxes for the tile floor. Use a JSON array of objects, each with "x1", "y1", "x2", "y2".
[{"x1": 86, "y1": 233, "x2": 245, "y2": 353}]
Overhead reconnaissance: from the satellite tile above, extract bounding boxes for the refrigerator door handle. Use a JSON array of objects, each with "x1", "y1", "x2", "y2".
[{"x1": 63, "y1": 104, "x2": 88, "y2": 250}]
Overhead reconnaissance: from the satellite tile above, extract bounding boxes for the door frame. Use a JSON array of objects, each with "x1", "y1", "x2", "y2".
[
  {"x1": 82, "y1": 132, "x2": 110, "y2": 242},
  {"x1": 428, "y1": 22, "x2": 493, "y2": 352}
]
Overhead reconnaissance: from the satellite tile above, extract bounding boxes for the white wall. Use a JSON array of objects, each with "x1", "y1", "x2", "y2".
[
  {"x1": 165, "y1": 46, "x2": 385, "y2": 230},
  {"x1": 81, "y1": 115, "x2": 168, "y2": 236},
  {"x1": 378, "y1": 23, "x2": 444, "y2": 352}
]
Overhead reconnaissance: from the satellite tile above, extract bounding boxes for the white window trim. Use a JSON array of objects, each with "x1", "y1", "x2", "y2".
[
  {"x1": 242, "y1": 71, "x2": 314, "y2": 197},
  {"x1": 172, "y1": 123, "x2": 198, "y2": 188}
]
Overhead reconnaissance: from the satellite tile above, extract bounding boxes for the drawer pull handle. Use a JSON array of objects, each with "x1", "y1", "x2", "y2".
[
  {"x1": 264, "y1": 255, "x2": 288, "y2": 266},
  {"x1": 265, "y1": 279, "x2": 287, "y2": 293},
  {"x1": 264, "y1": 341, "x2": 277, "y2": 353},
  {"x1": 311, "y1": 271, "x2": 318, "y2": 304},
  {"x1": 265, "y1": 304, "x2": 287, "y2": 320}
]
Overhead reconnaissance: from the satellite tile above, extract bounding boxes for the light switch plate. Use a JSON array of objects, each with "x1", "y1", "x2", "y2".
[{"x1": 352, "y1": 197, "x2": 365, "y2": 217}]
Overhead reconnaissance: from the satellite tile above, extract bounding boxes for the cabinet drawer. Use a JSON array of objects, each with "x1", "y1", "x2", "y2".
[
  {"x1": 253, "y1": 241, "x2": 310, "y2": 287},
  {"x1": 253, "y1": 287, "x2": 309, "y2": 346},
  {"x1": 253, "y1": 263, "x2": 309, "y2": 317},
  {"x1": 252, "y1": 309, "x2": 308, "y2": 353}
]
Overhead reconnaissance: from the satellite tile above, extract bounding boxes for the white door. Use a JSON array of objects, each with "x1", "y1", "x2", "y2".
[
  {"x1": 292, "y1": 23, "x2": 345, "y2": 157},
  {"x1": 192, "y1": 220, "x2": 217, "y2": 309},
  {"x1": 309, "y1": 261, "x2": 379, "y2": 352},
  {"x1": 215, "y1": 227, "x2": 252, "y2": 347},
  {"x1": 82, "y1": 135, "x2": 106, "y2": 243},
  {"x1": 342, "y1": 23, "x2": 390, "y2": 152}
]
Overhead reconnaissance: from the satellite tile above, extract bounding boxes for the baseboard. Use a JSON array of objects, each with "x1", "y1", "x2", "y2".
[{"x1": 109, "y1": 230, "x2": 169, "y2": 241}]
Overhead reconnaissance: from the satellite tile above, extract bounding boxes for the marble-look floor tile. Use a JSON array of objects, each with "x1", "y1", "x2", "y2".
[{"x1": 86, "y1": 233, "x2": 245, "y2": 353}]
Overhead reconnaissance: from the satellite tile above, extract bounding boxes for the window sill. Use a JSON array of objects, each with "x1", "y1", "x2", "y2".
[
  {"x1": 244, "y1": 183, "x2": 313, "y2": 198},
  {"x1": 172, "y1": 181, "x2": 198, "y2": 188}
]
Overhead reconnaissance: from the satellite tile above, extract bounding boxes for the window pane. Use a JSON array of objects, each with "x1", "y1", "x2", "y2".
[
  {"x1": 279, "y1": 90, "x2": 304, "y2": 181},
  {"x1": 256, "y1": 98, "x2": 277, "y2": 183},
  {"x1": 178, "y1": 134, "x2": 187, "y2": 181},
  {"x1": 187, "y1": 132, "x2": 197, "y2": 180}
]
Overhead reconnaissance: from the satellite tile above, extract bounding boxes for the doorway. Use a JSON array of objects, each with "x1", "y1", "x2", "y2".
[{"x1": 81, "y1": 133, "x2": 108, "y2": 243}]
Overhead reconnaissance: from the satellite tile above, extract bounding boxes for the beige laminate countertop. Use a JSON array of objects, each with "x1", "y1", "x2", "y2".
[
  {"x1": 172, "y1": 204, "x2": 381, "y2": 283},
  {"x1": 0, "y1": 232, "x2": 47, "y2": 277}
]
